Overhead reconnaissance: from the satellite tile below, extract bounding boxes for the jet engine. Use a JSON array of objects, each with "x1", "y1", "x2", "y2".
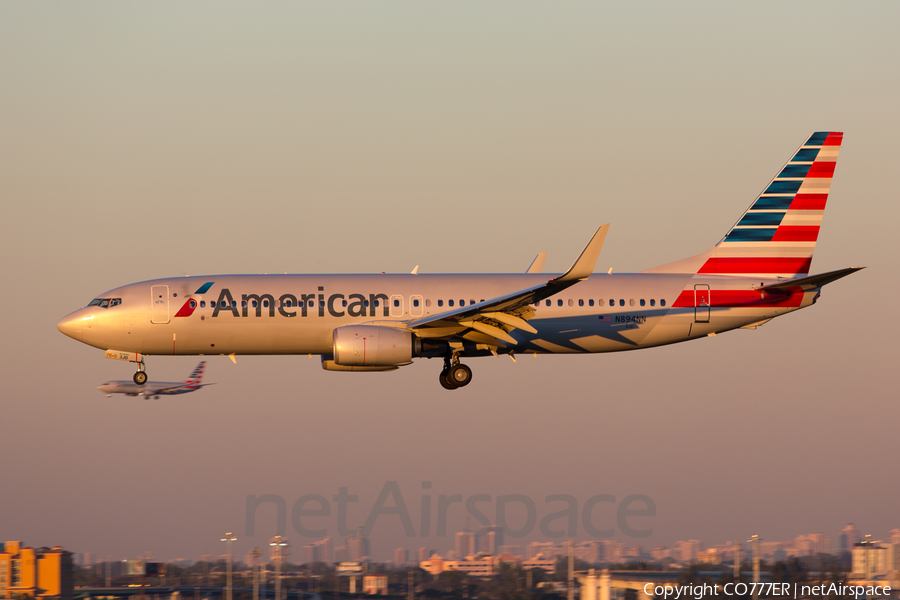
[{"x1": 332, "y1": 325, "x2": 418, "y2": 367}]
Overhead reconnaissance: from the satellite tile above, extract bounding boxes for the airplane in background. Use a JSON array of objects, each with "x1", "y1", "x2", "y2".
[
  {"x1": 59, "y1": 132, "x2": 862, "y2": 390},
  {"x1": 97, "y1": 361, "x2": 211, "y2": 399}
]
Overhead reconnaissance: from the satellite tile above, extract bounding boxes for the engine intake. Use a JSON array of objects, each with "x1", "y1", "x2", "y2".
[{"x1": 333, "y1": 325, "x2": 417, "y2": 367}]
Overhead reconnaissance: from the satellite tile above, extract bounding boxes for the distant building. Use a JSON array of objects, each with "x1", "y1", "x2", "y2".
[
  {"x1": 334, "y1": 546, "x2": 348, "y2": 563},
  {"x1": 477, "y1": 527, "x2": 504, "y2": 555},
  {"x1": 674, "y1": 540, "x2": 703, "y2": 563},
  {"x1": 522, "y1": 555, "x2": 556, "y2": 574},
  {"x1": 456, "y1": 532, "x2": 476, "y2": 559},
  {"x1": 417, "y1": 548, "x2": 432, "y2": 562},
  {"x1": 422, "y1": 552, "x2": 554, "y2": 577},
  {"x1": 393, "y1": 548, "x2": 408, "y2": 567},
  {"x1": 840, "y1": 524, "x2": 860, "y2": 553},
  {"x1": 363, "y1": 574, "x2": 388, "y2": 595},
  {"x1": 0, "y1": 541, "x2": 73, "y2": 600},
  {"x1": 348, "y1": 533, "x2": 370, "y2": 562},
  {"x1": 851, "y1": 542, "x2": 900, "y2": 577}
]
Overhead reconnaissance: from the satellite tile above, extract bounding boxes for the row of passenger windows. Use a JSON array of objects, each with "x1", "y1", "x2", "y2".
[
  {"x1": 537, "y1": 298, "x2": 666, "y2": 307},
  {"x1": 191, "y1": 297, "x2": 666, "y2": 309}
]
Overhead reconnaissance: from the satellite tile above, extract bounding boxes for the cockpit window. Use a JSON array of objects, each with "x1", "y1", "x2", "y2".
[{"x1": 87, "y1": 298, "x2": 122, "y2": 308}]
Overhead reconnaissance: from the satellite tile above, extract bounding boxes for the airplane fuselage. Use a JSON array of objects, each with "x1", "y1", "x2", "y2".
[{"x1": 59, "y1": 272, "x2": 815, "y2": 358}]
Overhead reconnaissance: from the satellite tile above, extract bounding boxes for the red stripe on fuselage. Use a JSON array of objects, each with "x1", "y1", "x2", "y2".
[
  {"x1": 698, "y1": 257, "x2": 812, "y2": 275},
  {"x1": 672, "y1": 289, "x2": 804, "y2": 308},
  {"x1": 772, "y1": 226, "x2": 820, "y2": 242}
]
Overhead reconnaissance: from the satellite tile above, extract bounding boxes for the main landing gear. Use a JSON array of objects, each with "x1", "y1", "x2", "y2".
[{"x1": 439, "y1": 356, "x2": 473, "y2": 390}]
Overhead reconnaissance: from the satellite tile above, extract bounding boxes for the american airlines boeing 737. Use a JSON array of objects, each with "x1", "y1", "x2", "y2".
[
  {"x1": 58, "y1": 132, "x2": 862, "y2": 389},
  {"x1": 97, "y1": 361, "x2": 210, "y2": 399}
]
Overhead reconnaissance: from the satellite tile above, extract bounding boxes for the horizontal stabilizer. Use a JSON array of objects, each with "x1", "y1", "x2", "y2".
[{"x1": 756, "y1": 267, "x2": 864, "y2": 293}]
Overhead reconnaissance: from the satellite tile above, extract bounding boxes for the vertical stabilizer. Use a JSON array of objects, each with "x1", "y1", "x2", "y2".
[
  {"x1": 644, "y1": 132, "x2": 842, "y2": 277},
  {"x1": 184, "y1": 361, "x2": 206, "y2": 389}
]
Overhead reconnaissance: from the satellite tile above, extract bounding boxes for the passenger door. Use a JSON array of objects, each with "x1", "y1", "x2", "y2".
[
  {"x1": 694, "y1": 284, "x2": 710, "y2": 323},
  {"x1": 151, "y1": 285, "x2": 170, "y2": 324}
]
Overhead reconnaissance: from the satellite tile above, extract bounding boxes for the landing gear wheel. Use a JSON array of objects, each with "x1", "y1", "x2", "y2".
[
  {"x1": 133, "y1": 371, "x2": 148, "y2": 385},
  {"x1": 439, "y1": 368, "x2": 458, "y2": 390},
  {"x1": 448, "y1": 363, "x2": 472, "y2": 388}
]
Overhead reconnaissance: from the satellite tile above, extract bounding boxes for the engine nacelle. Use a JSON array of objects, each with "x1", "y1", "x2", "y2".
[{"x1": 333, "y1": 325, "x2": 416, "y2": 367}]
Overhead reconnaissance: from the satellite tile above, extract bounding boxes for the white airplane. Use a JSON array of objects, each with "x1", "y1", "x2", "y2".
[
  {"x1": 97, "y1": 361, "x2": 211, "y2": 399},
  {"x1": 59, "y1": 132, "x2": 862, "y2": 390}
]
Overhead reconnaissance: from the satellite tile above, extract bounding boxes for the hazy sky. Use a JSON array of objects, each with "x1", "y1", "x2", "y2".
[{"x1": 1, "y1": 2, "x2": 898, "y2": 562}]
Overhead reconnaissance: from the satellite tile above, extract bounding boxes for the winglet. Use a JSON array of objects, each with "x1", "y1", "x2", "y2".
[
  {"x1": 411, "y1": 265, "x2": 419, "y2": 275},
  {"x1": 526, "y1": 252, "x2": 547, "y2": 274},
  {"x1": 554, "y1": 224, "x2": 610, "y2": 282}
]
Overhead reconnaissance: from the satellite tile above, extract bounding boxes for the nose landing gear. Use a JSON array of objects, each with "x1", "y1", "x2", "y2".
[
  {"x1": 439, "y1": 356, "x2": 473, "y2": 390},
  {"x1": 133, "y1": 360, "x2": 148, "y2": 385}
]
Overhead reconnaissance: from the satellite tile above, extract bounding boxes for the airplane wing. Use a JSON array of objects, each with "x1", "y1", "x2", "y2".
[
  {"x1": 755, "y1": 267, "x2": 864, "y2": 294},
  {"x1": 406, "y1": 224, "x2": 609, "y2": 347}
]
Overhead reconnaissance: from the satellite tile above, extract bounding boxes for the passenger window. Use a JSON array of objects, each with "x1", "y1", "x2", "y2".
[
  {"x1": 221, "y1": 300, "x2": 227, "y2": 308},
  {"x1": 449, "y1": 300, "x2": 454, "y2": 307},
  {"x1": 200, "y1": 301, "x2": 206, "y2": 308},
  {"x1": 189, "y1": 300, "x2": 197, "y2": 309},
  {"x1": 342, "y1": 300, "x2": 347, "y2": 307},
  {"x1": 640, "y1": 299, "x2": 645, "y2": 307},
  {"x1": 589, "y1": 299, "x2": 594, "y2": 307},
  {"x1": 263, "y1": 299, "x2": 269, "y2": 308},
  {"x1": 319, "y1": 300, "x2": 325, "y2": 308},
  {"x1": 426, "y1": 299, "x2": 431, "y2": 307},
  {"x1": 470, "y1": 300, "x2": 475, "y2": 305},
  {"x1": 285, "y1": 299, "x2": 292, "y2": 307},
  {"x1": 619, "y1": 299, "x2": 625, "y2": 307},
  {"x1": 661, "y1": 299, "x2": 666, "y2": 307},
  {"x1": 568, "y1": 299, "x2": 574, "y2": 307},
  {"x1": 231, "y1": 301, "x2": 237, "y2": 308},
  {"x1": 364, "y1": 300, "x2": 369, "y2": 307},
  {"x1": 459, "y1": 299, "x2": 464, "y2": 306},
  {"x1": 299, "y1": 301, "x2": 305, "y2": 308},
  {"x1": 438, "y1": 300, "x2": 444, "y2": 307},
  {"x1": 413, "y1": 299, "x2": 420, "y2": 307},
  {"x1": 393, "y1": 299, "x2": 400, "y2": 307},
  {"x1": 546, "y1": 300, "x2": 551, "y2": 306},
  {"x1": 650, "y1": 299, "x2": 655, "y2": 307},
  {"x1": 557, "y1": 299, "x2": 563, "y2": 307},
  {"x1": 578, "y1": 299, "x2": 584, "y2": 307},
  {"x1": 373, "y1": 300, "x2": 380, "y2": 307},
  {"x1": 609, "y1": 299, "x2": 615, "y2": 307},
  {"x1": 252, "y1": 300, "x2": 258, "y2": 308},
  {"x1": 630, "y1": 299, "x2": 635, "y2": 307}
]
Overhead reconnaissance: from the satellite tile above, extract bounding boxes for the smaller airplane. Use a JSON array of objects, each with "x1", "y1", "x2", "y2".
[{"x1": 97, "y1": 361, "x2": 211, "y2": 399}]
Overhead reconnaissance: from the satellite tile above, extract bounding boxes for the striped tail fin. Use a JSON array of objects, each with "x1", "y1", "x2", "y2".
[
  {"x1": 645, "y1": 132, "x2": 842, "y2": 277},
  {"x1": 183, "y1": 361, "x2": 206, "y2": 389}
]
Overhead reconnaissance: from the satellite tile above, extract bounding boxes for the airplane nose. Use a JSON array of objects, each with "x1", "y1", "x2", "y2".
[{"x1": 57, "y1": 311, "x2": 86, "y2": 340}]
